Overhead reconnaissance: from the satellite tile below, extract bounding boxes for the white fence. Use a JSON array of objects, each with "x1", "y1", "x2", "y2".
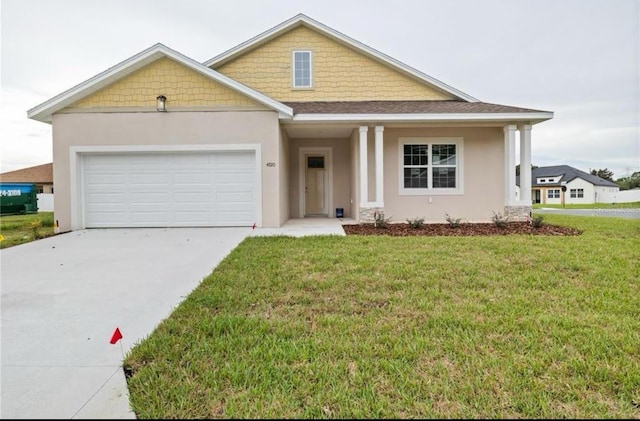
[
  {"x1": 37, "y1": 193, "x2": 54, "y2": 211},
  {"x1": 597, "y1": 190, "x2": 640, "y2": 203}
]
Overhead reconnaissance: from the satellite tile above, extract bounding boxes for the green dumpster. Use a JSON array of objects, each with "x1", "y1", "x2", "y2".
[{"x1": 0, "y1": 183, "x2": 39, "y2": 216}]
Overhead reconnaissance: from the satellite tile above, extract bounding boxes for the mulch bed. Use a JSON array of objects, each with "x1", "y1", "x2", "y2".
[{"x1": 342, "y1": 221, "x2": 582, "y2": 237}]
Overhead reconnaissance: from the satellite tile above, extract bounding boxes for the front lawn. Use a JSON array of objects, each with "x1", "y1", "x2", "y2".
[
  {"x1": 0, "y1": 212, "x2": 55, "y2": 248},
  {"x1": 124, "y1": 214, "x2": 640, "y2": 419}
]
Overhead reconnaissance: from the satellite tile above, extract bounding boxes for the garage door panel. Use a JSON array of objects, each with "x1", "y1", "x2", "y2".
[
  {"x1": 173, "y1": 192, "x2": 213, "y2": 203},
  {"x1": 129, "y1": 172, "x2": 171, "y2": 185},
  {"x1": 174, "y1": 172, "x2": 212, "y2": 184},
  {"x1": 83, "y1": 151, "x2": 256, "y2": 227},
  {"x1": 129, "y1": 192, "x2": 172, "y2": 204}
]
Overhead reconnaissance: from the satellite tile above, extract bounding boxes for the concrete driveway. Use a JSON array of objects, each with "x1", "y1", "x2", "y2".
[{"x1": 1, "y1": 227, "x2": 250, "y2": 419}]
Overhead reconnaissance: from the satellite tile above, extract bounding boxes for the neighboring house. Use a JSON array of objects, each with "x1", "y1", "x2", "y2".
[
  {"x1": 27, "y1": 14, "x2": 553, "y2": 232},
  {"x1": 516, "y1": 165, "x2": 619, "y2": 205},
  {"x1": 0, "y1": 163, "x2": 54, "y2": 193}
]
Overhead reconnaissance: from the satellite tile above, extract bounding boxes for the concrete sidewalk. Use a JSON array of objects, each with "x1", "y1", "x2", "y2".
[{"x1": 1, "y1": 227, "x2": 250, "y2": 419}]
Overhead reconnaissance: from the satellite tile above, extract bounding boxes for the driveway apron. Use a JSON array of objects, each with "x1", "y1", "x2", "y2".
[{"x1": 1, "y1": 227, "x2": 250, "y2": 419}]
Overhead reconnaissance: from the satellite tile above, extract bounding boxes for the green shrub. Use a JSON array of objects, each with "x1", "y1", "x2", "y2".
[
  {"x1": 531, "y1": 215, "x2": 544, "y2": 228},
  {"x1": 444, "y1": 213, "x2": 462, "y2": 228},
  {"x1": 373, "y1": 211, "x2": 392, "y2": 228},
  {"x1": 491, "y1": 211, "x2": 509, "y2": 228},
  {"x1": 406, "y1": 217, "x2": 425, "y2": 228}
]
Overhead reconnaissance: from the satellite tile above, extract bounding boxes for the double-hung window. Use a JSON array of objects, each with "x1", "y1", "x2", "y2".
[
  {"x1": 570, "y1": 188, "x2": 584, "y2": 198},
  {"x1": 292, "y1": 50, "x2": 312, "y2": 88},
  {"x1": 399, "y1": 138, "x2": 463, "y2": 195},
  {"x1": 548, "y1": 189, "x2": 560, "y2": 199}
]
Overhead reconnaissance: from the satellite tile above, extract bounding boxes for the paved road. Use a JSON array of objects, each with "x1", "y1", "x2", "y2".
[{"x1": 534, "y1": 207, "x2": 640, "y2": 219}]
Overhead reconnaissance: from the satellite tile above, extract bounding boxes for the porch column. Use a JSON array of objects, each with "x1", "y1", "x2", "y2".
[
  {"x1": 518, "y1": 124, "x2": 532, "y2": 204},
  {"x1": 359, "y1": 126, "x2": 369, "y2": 204},
  {"x1": 503, "y1": 125, "x2": 517, "y2": 206},
  {"x1": 375, "y1": 126, "x2": 384, "y2": 204}
]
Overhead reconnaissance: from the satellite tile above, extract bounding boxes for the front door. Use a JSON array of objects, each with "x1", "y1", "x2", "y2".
[
  {"x1": 534, "y1": 189, "x2": 541, "y2": 204},
  {"x1": 305, "y1": 155, "x2": 327, "y2": 215}
]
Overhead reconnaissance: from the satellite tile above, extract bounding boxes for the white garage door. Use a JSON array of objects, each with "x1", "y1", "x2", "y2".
[{"x1": 83, "y1": 151, "x2": 256, "y2": 227}]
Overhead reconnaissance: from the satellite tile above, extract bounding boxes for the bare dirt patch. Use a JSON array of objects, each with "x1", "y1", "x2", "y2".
[{"x1": 343, "y1": 221, "x2": 582, "y2": 237}]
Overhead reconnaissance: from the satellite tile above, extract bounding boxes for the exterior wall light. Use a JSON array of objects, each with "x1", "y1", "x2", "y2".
[{"x1": 156, "y1": 95, "x2": 167, "y2": 112}]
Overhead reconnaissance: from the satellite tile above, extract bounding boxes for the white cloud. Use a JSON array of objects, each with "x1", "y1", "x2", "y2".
[{"x1": 0, "y1": 89, "x2": 52, "y2": 173}]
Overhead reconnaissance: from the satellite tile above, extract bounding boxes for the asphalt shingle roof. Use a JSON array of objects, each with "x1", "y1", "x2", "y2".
[
  {"x1": 516, "y1": 165, "x2": 619, "y2": 187},
  {"x1": 282, "y1": 100, "x2": 549, "y2": 114},
  {"x1": 0, "y1": 163, "x2": 53, "y2": 184}
]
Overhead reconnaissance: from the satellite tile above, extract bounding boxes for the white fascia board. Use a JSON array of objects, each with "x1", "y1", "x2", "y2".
[
  {"x1": 293, "y1": 112, "x2": 554, "y2": 123},
  {"x1": 28, "y1": 43, "x2": 292, "y2": 123},
  {"x1": 204, "y1": 14, "x2": 478, "y2": 103}
]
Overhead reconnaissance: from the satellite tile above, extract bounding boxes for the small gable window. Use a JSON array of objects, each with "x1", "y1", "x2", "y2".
[{"x1": 292, "y1": 50, "x2": 312, "y2": 88}]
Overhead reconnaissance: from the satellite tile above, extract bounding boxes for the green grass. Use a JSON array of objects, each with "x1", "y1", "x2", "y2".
[
  {"x1": 533, "y1": 201, "x2": 640, "y2": 209},
  {"x1": 0, "y1": 212, "x2": 55, "y2": 248},
  {"x1": 124, "y1": 214, "x2": 640, "y2": 419}
]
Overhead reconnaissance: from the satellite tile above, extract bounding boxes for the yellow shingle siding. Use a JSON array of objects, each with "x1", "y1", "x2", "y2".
[
  {"x1": 71, "y1": 57, "x2": 259, "y2": 109},
  {"x1": 215, "y1": 26, "x2": 454, "y2": 101}
]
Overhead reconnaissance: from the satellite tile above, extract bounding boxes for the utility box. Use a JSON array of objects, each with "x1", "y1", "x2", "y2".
[{"x1": 0, "y1": 183, "x2": 39, "y2": 216}]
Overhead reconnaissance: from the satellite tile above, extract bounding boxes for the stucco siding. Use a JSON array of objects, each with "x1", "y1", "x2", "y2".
[
  {"x1": 215, "y1": 26, "x2": 453, "y2": 101},
  {"x1": 382, "y1": 127, "x2": 504, "y2": 223},
  {"x1": 565, "y1": 178, "x2": 595, "y2": 204},
  {"x1": 52, "y1": 111, "x2": 281, "y2": 232},
  {"x1": 70, "y1": 57, "x2": 261, "y2": 110}
]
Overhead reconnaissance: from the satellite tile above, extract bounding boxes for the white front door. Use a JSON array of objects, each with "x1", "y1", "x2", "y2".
[{"x1": 304, "y1": 155, "x2": 327, "y2": 215}]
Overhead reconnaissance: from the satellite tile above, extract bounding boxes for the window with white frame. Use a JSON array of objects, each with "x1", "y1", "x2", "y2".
[
  {"x1": 570, "y1": 188, "x2": 584, "y2": 198},
  {"x1": 292, "y1": 50, "x2": 312, "y2": 88},
  {"x1": 399, "y1": 138, "x2": 463, "y2": 194},
  {"x1": 547, "y1": 189, "x2": 560, "y2": 199}
]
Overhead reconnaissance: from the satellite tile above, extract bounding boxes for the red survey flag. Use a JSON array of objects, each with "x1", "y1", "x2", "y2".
[{"x1": 110, "y1": 327, "x2": 123, "y2": 344}]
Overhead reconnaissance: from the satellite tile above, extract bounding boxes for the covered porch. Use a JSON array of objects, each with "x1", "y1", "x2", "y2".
[{"x1": 281, "y1": 119, "x2": 539, "y2": 224}]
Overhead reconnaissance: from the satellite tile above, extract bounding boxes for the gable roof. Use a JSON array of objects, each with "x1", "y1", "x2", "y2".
[
  {"x1": 27, "y1": 43, "x2": 293, "y2": 123},
  {"x1": 517, "y1": 165, "x2": 619, "y2": 187},
  {"x1": 0, "y1": 163, "x2": 53, "y2": 184},
  {"x1": 204, "y1": 13, "x2": 478, "y2": 103}
]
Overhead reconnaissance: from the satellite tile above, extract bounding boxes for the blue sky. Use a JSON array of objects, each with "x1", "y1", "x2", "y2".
[{"x1": 1, "y1": 0, "x2": 638, "y2": 178}]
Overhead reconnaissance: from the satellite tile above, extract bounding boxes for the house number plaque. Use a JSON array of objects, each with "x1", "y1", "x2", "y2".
[{"x1": 266, "y1": 162, "x2": 276, "y2": 167}]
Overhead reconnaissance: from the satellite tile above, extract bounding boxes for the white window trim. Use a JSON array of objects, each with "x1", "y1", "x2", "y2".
[
  {"x1": 398, "y1": 137, "x2": 464, "y2": 196},
  {"x1": 292, "y1": 50, "x2": 313, "y2": 89}
]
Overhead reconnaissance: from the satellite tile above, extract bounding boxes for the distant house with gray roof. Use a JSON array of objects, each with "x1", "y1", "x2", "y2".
[{"x1": 516, "y1": 165, "x2": 619, "y2": 204}]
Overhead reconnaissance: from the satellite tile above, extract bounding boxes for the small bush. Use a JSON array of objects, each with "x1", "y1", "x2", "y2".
[
  {"x1": 373, "y1": 211, "x2": 392, "y2": 228},
  {"x1": 406, "y1": 217, "x2": 425, "y2": 228},
  {"x1": 30, "y1": 219, "x2": 43, "y2": 240},
  {"x1": 491, "y1": 211, "x2": 509, "y2": 229},
  {"x1": 531, "y1": 215, "x2": 544, "y2": 228},
  {"x1": 444, "y1": 213, "x2": 462, "y2": 228}
]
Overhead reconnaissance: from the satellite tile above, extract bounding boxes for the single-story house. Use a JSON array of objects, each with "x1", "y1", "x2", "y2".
[
  {"x1": 0, "y1": 163, "x2": 54, "y2": 193},
  {"x1": 516, "y1": 165, "x2": 619, "y2": 205},
  {"x1": 27, "y1": 13, "x2": 553, "y2": 232}
]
